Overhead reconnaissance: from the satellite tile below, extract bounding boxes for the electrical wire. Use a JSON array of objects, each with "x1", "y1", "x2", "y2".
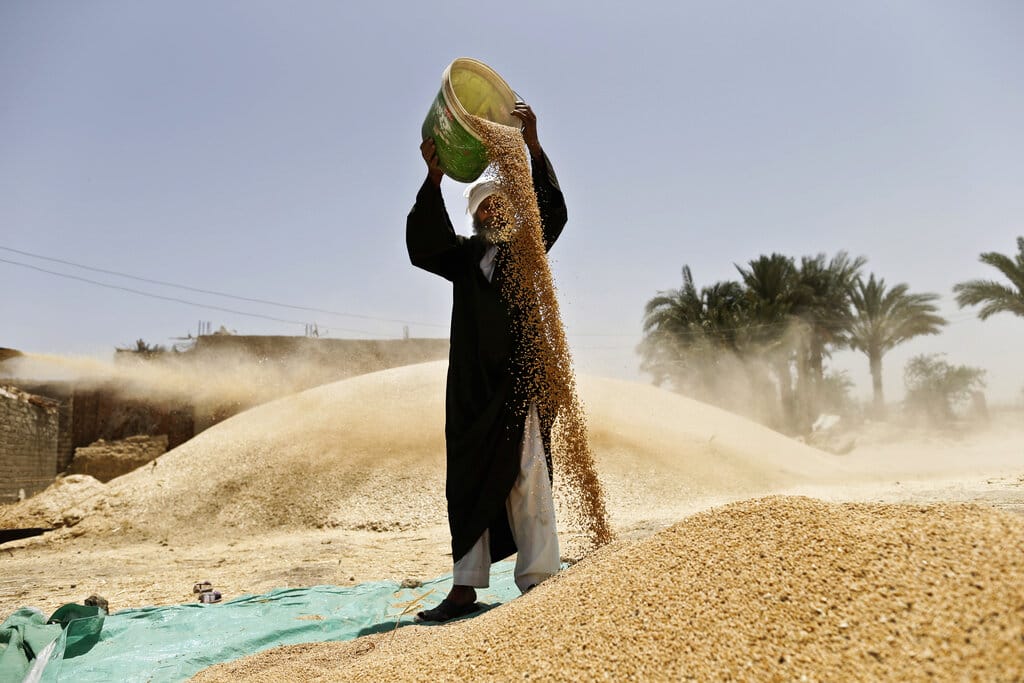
[
  {"x1": 0, "y1": 257, "x2": 384, "y2": 336},
  {"x1": 0, "y1": 245, "x2": 446, "y2": 329},
  {"x1": 0, "y1": 245, "x2": 645, "y2": 338}
]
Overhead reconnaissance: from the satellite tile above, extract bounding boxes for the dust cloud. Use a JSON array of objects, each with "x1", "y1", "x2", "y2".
[{"x1": 1, "y1": 346, "x2": 406, "y2": 414}]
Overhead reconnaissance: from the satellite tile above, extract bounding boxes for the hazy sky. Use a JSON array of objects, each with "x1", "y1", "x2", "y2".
[{"x1": 2, "y1": 1, "x2": 1022, "y2": 402}]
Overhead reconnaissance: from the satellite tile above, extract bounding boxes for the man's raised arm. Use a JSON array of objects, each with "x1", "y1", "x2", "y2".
[
  {"x1": 407, "y1": 138, "x2": 461, "y2": 281},
  {"x1": 512, "y1": 101, "x2": 567, "y2": 251}
]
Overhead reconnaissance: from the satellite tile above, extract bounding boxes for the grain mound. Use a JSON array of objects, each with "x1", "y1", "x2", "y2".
[
  {"x1": 0, "y1": 474, "x2": 106, "y2": 529},
  {"x1": 193, "y1": 496, "x2": 1024, "y2": 682},
  {"x1": 72, "y1": 362, "x2": 452, "y2": 539},
  {"x1": 1, "y1": 364, "x2": 852, "y2": 542}
]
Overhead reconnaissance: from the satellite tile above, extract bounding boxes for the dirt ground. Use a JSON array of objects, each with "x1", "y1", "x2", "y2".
[
  {"x1": 2, "y1": 475, "x2": 1023, "y2": 620},
  {"x1": 0, "y1": 524, "x2": 450, "y2": 616}
]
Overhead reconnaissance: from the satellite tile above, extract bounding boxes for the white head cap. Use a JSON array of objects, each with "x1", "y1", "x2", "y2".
[{"x1": 465, "y1": 179, "x2": 505, "y2": 216}]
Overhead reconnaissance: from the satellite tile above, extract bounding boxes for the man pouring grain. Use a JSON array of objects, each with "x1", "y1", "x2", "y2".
[{"x1": 407, "y1": 100, "x2": 567, "y2": 622}]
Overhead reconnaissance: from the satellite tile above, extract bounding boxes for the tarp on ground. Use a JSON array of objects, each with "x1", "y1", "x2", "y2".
[
  {"x1": 0, "y1": 603, "x2": 106, "y2": 683},
  {"x1": 5, "y1": 561, "x2": 523, "y2": 682}
]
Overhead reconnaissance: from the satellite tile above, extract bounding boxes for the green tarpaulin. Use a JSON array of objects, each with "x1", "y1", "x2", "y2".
[
  {"x1": 0, "y1": 561, "x2": 523, "y2": 682},
  {"x1": 0, "y1": 603, "x2": 106, "y2": 683}
]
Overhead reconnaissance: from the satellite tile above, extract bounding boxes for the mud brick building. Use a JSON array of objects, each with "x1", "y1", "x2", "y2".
[{"x1": 0, "y1": 386, "x2": 60, "y2": 502}]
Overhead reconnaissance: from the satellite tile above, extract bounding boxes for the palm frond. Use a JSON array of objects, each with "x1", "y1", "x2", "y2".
[{"x1": 953, "y1": 237, "x2": 1024, "y2": 320}]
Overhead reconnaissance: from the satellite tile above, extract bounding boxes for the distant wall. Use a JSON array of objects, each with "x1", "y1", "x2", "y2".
[
  {"x1": 70, "y1": 389, "x2": 194, "y2": 452},
  {"x1": 186, "y1": 335, "x2": 449, "y2": 380},
  {"x1": 0, "y1": 386, "x2": 59, "y2": 503},
  {"x1": 8, "y1": 381, "x2": 195, "y2": 454},
  {"x1": 56, "y1": 396, "x2": 74, "y2": 473},
  {"x1": 69, "y1": 434, "x2": 169, "y2": 483}
]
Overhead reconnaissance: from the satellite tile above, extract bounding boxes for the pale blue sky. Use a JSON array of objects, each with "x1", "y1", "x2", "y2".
[{"x1": 2, "y1": 1, "x2": 1022, "y2": 401}]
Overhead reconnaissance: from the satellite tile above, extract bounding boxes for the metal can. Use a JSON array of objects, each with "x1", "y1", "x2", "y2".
[{"x1": 198, "y1": 590, "x2": 222, "y2": 604}]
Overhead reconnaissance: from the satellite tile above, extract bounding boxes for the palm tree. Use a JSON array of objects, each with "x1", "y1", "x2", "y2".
[
  {"x1": 735, "y1": 254, "x2": 803, "y2": 337},
  {"x1": 794, "y1": 252, "x2": 866, "y2": 421},
  {"x1": 953, "y1": 236, "x2": 1024, "y2": 320},
  {"x1": 640, "y1": 266, "x2": 705, "y2": 389},
  {"x1": 736, "y1": 254, "x2": 806, "y2": 430},
  {"x1": 639, "y1": 266, "x2": 746, "y2": 396},
  {"x1": 796, "y1": 252, "x2": 866, "y2": 379},
  {"x1": 847, "y1": 274, "x2": 947, "y2": 417}
]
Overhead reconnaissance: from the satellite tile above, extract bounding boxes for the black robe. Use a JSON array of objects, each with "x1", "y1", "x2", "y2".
[{"x1": 406, "y1": 150, "x2": 567, "y2": 563}]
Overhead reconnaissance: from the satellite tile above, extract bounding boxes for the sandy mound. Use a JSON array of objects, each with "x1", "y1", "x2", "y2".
[
  {"x1": 3, "y1": 362, "x2": 849, "y2": 541},
  {"x1": 0, "y1": 474, "x2": 106, "y2": 529},
  {"x1": 77, "y1": 362, "x2": 453, "y2": 538},
  {"x1": 69, "y1": 435, "x2": 169, "y2": 482},
  {"x1": 193, "y1": 496, "x2": 1024, "y2": 682},
  {"x1": 579, "y1": 373, "x2": 849, "y2": 524}
]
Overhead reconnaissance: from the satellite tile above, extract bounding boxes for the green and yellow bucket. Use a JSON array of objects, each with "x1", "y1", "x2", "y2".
[{"x1": 421, "y1": 58, "x2": 518, "y2": 183}]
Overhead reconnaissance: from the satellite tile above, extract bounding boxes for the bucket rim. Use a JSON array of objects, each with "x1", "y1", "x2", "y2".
[{"x1": 441, "y1": 57, "x2": 516, "y2": 142}]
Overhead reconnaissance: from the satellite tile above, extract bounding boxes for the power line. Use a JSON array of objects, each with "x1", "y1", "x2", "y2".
[
  {"x1": 0, "y1": 245, "x2": 656, "y2": 338},
  {"x1": 0, "y1": 257, "x2": 384, "y2": 336},
  {"x1": 0, "y1": 248, "x2": 649, "y2": 339},
  {"x1": 0, "y1": 245, "x2": 447, "y2": 329}
]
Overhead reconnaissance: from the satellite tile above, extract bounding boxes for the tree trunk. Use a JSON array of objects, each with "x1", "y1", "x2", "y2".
[
  {"x1": 809, "y1": 339, "x2": 825, "y2": 387},
  {"x1": 774, "y1": 357, "x2": 797, "y2": 433},
  {"x1": 869, "y1": 349, "x2": 885, "y2": 418},
  {"x1": 807, "y1": 337, "x2": 825, "y2": 420},
  {"x1": 794, "y1": 341, "x2": 815, "y2": 434}
]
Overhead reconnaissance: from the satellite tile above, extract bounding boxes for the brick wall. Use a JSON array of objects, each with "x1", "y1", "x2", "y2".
[
  {"x1": 69, "y1": 388, "x2": 194, "y2": 452},
  {"x1": 0, "y1": 386, "x2": 59, "y2": 503},
  {"x1": 56, "y1": 396, "x2": 74, "y2": 472},
  {"x1": 70, "y1": 434, "x2": 168, "y2": 482}
]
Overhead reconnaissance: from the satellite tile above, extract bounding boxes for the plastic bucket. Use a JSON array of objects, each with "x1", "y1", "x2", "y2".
[{"x1": 421, "y1": 58, "x2": 517, "y2": 183}]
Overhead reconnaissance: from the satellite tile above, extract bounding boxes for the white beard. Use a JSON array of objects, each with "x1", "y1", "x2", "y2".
[{"x1": 473, "y1": 214, "x2": 510, "y2": 243}]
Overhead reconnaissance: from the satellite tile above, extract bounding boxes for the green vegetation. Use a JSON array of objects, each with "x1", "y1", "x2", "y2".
[
  {"x1": 116, "y1": 338, "x2": 169, "y2": 358},
  {"x1": 846, "y1": 275, "x2": 947, "y2": 417},
  {"x1": 903, "y1": 353, "x2": 986, "y2": 424},
  {"x1": 639, "y1": 252, "x2": 947, "y2": 433},
  {"x1": 953, "y1": 236, "x2": 1024, "y2": 321}
]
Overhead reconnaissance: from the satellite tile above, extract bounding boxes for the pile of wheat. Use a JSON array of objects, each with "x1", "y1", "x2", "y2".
[{"x1": 192, "y1": 496, "x2": 1024, "y2": 682}]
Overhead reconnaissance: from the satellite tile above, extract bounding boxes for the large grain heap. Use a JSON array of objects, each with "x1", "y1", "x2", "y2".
[
  {"x1": 193, "y1": 496, "x2": 1024, "y2": 682},
  {"x1": 470, "y1": 115, "x2": 613, "y2": 550}
]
